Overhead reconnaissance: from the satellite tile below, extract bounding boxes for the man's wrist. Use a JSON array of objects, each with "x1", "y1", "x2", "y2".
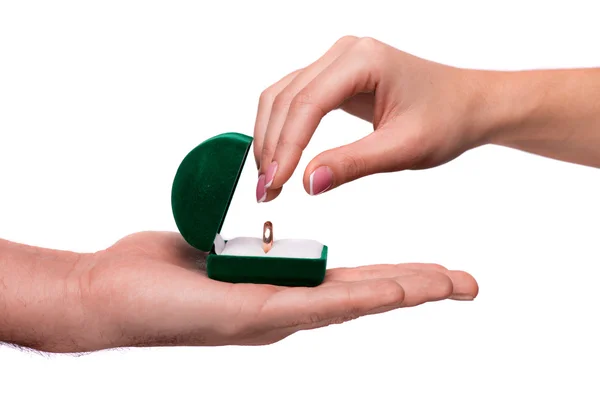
[{"x1": 0, "y1": 239, "x2": 91, "y2": 352}]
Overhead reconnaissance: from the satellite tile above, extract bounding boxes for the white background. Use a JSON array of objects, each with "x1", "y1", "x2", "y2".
[{"x1": 1, "y1": 1, "x2": 599, "y2": 399}]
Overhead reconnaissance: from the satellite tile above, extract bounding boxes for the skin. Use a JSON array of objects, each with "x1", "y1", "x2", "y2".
[
  {"x1": 254, "y1": 36, "x2": 600, "y2": 200},
  {"x1": 0, "y1": 233, "x2": 478, "y2": 353},
  {"x1": 9, "y1": 35, "x2": 599, "y2": 354}
]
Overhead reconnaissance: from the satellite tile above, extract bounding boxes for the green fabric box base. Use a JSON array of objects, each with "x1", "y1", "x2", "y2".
[
  {"x1": 207, "y1": 245, "x2": 328, "y2": 287},
  {"x1": 172, "y1": 131, "x2": 328, "y2": 287}
]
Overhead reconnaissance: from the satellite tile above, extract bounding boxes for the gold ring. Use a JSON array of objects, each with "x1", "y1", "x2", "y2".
[{"x1": 263, "y1": 221, "x2": 273, "y2": 253}]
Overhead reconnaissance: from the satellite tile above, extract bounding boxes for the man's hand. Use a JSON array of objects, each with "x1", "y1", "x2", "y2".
[{"x1": 1, "y1": 232, "x2": 478, "y2": 353}]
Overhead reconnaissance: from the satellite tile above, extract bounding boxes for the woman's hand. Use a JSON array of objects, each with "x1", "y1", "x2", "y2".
[
  {"x1": 254, "y1": 35, "x2": 490, "y2": 201},
  {"x1": 1, "y1": 232, "x2": 478, "y2": 353},
  {"x1": 254, "y1": 35, "x2": 600, "y2": 202}
]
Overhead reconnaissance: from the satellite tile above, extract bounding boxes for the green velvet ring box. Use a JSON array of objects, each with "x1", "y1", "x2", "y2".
[{"x1": 171, "y1": 132, "x2": 327, "y2": 287}]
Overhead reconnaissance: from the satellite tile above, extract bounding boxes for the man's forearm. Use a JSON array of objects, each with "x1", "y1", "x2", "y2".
[
  {"x1": 475, "y1": 68, "x2": 600, "y2": 168},
  {"x1": 0, "y1": 239, "x2": 84, "y2": 351}
]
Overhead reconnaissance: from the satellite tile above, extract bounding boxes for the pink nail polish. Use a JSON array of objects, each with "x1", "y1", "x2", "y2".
[
  {"x1": 264, "y1": 162, "x2": 278, "y2": 189},
  {"x1": 256, "y1": 174, "x2": 267, "y2": 203},
  {"x1": 309, "y1": 166, "x2": 333, "y2": 195}
]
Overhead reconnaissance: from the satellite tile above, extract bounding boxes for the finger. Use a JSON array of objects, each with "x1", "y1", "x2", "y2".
[
  {"x1": 326, "y1": 263, "x2": 478, "y2": 301},
  {"x1": 324, "y1": 266, "x2": 453, "y2": 308},
  {"x1": 269, "y1": 38, "x2": 385, "y2": 191},
  {"x1": 263, "y1": 186, "x2": 282, "y2": 203},
  {"x1": 448, "y1": 270, "x2": 479, "y2": 300},
  {"x1": 304, "y1": 115, "x2": 426, "y2": 195},
  {"x1": 403, "y1": 267, "x2": 478, "y2": 301},
  {"x1": 253, "y1": 69, "x2": 302, "y2": 169},
  {"x1": 393, "y1": 271, "x2": 455, "y2": 307},
  {"x1": 256, "y1": 174, "x2": 283, "y2": 203},
  {"x1": 325, "y1": 263, "x2": 448, "y2": 282},
  {"x1": 261, "y1": 278, "x2": 405, "y2": 331},
  {"x1": 259, "y1": 35, "x2": 359, "y2": 176}
]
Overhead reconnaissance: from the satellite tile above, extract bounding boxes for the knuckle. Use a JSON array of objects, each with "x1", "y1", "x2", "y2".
[
  {"x1": 261, "y1": 144, "x2": 275, "y2": 162},
  {"x1": 334, "y1": 35, "x2": 359, "y2": 47},
  {"x1": 290, "y1": 91, "x2": 313, "y2": 107},
  {"x1": 427, "y1": 263, "x2": 448, "y2": 272},
  {"x1": 432, "y1": 272, "x2": 454, "y2": 299},
  {"x1": 339, "y1": 152, "x2": 367, "y2": 180},
  {"x1": 278, "y1": 137, "x2": 305, "y2": 154},
  {"x1": 262, "y1": 139, "x2": 275, "y2": 154},
  {"x1": 259, "y1": 88, "x2": 276, "y2": 105},
  {"x1": 353, "y1": 37, "x2": 386, "y2": 70},
  {"x1": 355, "y1": 36, "x2": 381, "y2": 53},
  {"x1": 441, "y1": 275, "x2": 454, "y2": 298},
  {"x1": 272, "y1": 91, "x2": 295, "y2": 110},
  {"x1": 376, "y1": 280, "x2": 405, "y2": 305},
  {"x1": 290, "y1": 91, "x2": 325, "y2": 118}
]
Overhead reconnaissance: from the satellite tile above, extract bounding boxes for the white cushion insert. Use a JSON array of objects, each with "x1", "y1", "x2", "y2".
[{"x1": 216, "y1": 235, "x2": 323, "y2": 259}]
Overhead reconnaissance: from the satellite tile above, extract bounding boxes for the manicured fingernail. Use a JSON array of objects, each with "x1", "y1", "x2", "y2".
[
  {"x1": 256, "y1": 174, "x2": 267, "y2": 203},
  {"x1": 309, "y1": 166, "x2": 333, "y2": 195},
  {"x1": 264, "y1": 161, "x2": 278, "y2": 189}
]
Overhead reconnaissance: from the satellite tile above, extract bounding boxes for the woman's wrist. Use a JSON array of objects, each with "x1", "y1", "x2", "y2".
[
  {"x1": 459, "y1": 69, "x2": 535, "y2": 148},
  {"x1": 467, "y1": 67, "x2": 600, "y2": 167}
]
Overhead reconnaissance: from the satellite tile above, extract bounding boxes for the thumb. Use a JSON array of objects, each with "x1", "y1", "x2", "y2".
[{"x1": 303, "y1": 126, "x2": 418, "y2": 195}]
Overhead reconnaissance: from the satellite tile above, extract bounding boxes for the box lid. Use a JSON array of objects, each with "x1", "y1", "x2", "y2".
[{"x1": 171, "y1": 132, "x2": 252, "y2": 252}]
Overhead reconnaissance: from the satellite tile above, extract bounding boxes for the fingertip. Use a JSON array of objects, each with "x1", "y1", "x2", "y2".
[
  {"x1": 303, "y1": 166, "x2": 312, "y2": 194},
  {"x1": 264, "y1": 161, "x2": 278, "y2": 190},
  {"x1": 303, "y1": 160, "x2": 335, "y2": 196},
  {"x1": 447, "y1": 270, "x2": 479, "y2": 300},
  {"x1": 303, "y1": 138, "x2": 375, "y2": 194},
  {"x1": 310, "y1": 166, "x2": 335, "y2": 196},
  {"x1": 303, "y1": 162, "x2": 313, "y2": 193},
  {"x1": 256, "y1": 174, "x2": 267, "y2": 203}
]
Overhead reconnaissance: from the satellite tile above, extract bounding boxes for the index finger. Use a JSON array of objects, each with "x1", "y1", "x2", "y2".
[
  {"x1": 268, "y1": 40, "x2": 381, "y2": 191},
  {"x1": 253, "y1": 70, "x2": 301, "y2": 169}
]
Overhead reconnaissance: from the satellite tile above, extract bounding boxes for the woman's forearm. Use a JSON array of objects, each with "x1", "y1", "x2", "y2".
[
  {"x1": 475, "y1": 68, "x2": 600, "y2": 167},
  {"x1": 0, "y1": 239, "x2": 84, "y2": 351}
]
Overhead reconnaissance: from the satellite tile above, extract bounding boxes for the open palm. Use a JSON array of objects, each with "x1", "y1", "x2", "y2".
[{"x1": 76, "y1": 231, "x2": 478, "y2": 351}]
